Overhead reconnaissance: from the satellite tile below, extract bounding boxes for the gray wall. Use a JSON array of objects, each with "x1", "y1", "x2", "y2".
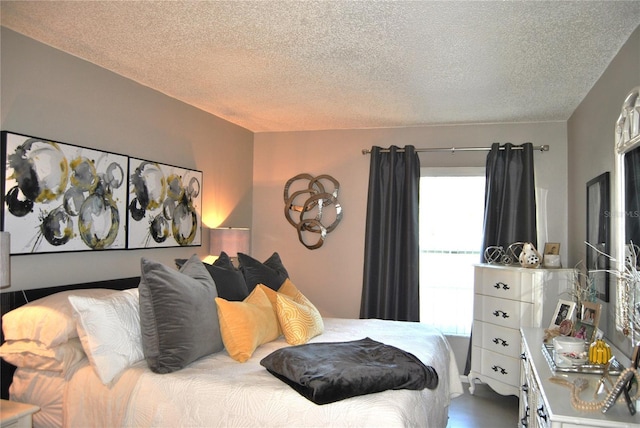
[
  {"x1": 0, "y1": 28, "x2": 254, "y2": 289},
  {"x1": 253, "y1": 123, "x2": 569, "y2": 319},
  {"x1": 567, "y1": 26, "x2": 640, "y2": 355},
  {"x1": 253, "y1": 122, "x2": 569, "y2": 375}
]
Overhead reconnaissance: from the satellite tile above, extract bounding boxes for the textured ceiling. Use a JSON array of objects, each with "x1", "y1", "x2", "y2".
[{"x1": 1, "y1": 1, "x2": 639, "y2": 133}]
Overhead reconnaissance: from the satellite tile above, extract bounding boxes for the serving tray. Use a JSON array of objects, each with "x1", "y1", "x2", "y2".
[{"x1": 542, "y1": 343, "x2": 624, "y2": 375}]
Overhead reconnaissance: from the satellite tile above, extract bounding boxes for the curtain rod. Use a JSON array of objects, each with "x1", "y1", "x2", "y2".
[{"x1": 361, "y1": 144, "x2": 549, "y2": 155}]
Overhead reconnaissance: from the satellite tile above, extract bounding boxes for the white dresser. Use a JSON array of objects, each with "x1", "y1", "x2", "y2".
[
  {"x1": 468, "y1": 264, "x2": 574, "y2": 396},
  {"x1": 520, "y1": 327, "x2": 638, "y2": 428}
]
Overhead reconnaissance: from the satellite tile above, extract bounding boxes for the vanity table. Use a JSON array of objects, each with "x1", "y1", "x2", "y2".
[{"x1": 519, "y1": 327, "x2": 638, "y2": 428}]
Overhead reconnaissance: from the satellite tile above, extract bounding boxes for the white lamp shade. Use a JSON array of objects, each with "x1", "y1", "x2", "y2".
[
  {"x1": 209, "y1": 228, "x2": 250, "y2": 257},
  {"x1": 0, "y1": 232, "x2": 10, "y2": 288}
]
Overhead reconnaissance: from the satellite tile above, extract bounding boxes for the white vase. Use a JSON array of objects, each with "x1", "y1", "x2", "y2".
[{"x1": 519, "y1": 243, "x2": 542, "y2": 268}]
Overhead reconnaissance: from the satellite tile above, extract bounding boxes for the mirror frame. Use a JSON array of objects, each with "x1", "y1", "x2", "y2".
[{"x1": 613, "y1": 86, "x2": 640, "y2": 344}]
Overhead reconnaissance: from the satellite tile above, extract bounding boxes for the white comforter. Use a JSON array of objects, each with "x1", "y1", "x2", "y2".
[{"x1": 64, "y1": 318, "x2": 463, "y2": 428}]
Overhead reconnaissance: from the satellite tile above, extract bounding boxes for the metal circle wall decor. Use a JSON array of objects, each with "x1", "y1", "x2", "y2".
[{"x1": 284, "y1": 174, "x2": 342, "y2": 249}]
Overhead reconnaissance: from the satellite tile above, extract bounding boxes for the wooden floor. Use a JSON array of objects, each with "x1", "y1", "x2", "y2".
[{"x1": 446, "y1": 381, "x2": 520, "y2": 428}]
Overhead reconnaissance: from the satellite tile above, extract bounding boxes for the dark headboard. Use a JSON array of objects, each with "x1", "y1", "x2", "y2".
[{"x1": 0, "y1": 276, "x2": 141, "y2": 399}]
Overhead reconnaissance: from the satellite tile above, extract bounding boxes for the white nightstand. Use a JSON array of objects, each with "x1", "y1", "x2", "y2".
[{"x1": 0, "y1": 400, "x2": 39, "y2": 428}]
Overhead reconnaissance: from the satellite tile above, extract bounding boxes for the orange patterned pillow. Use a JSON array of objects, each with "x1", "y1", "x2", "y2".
[{"x1": 275, "y1": 291, "x2": 324, "y2": 345}]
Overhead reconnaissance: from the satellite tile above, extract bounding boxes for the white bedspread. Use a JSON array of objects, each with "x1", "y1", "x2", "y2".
[{"x1": 64, "y1": 318, "x2": 463, "y2": 428}]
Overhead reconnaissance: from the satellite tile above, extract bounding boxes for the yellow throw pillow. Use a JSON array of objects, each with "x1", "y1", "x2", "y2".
[
  {"x1": 256, "y1": 284, "x2": 278, "y2": 308},
  {"x1": 277, "y1": 278, "x2": 300, "y2": 298},
  {"x1": 255, "y1": 284, "x2": 282, "y2": 336},
  {"x1": 276, "y1": 292, "x2": 324, "y2": 345},
  {"x1": 215, "y1": 286, "x2": 279, "y2": 362}
]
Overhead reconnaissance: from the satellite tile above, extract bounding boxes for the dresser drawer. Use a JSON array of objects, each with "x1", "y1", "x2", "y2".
[
  {"x1": 472, "y1": 321, "x2": 521, "y2": 359},
  {"x1": 474, "y1": 267, "x2": 534, "y2": 303},
  {"x1": 474, "y1": 295, "x2": 534, "y2": 329},
  {"x1": 471, "y1": 346, "x2": 520, "y2": 388}
]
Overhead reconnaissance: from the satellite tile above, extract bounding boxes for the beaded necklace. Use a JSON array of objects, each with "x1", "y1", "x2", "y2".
[{"x1": 550, "y1": 368, "x2": 640, "y2": 412}]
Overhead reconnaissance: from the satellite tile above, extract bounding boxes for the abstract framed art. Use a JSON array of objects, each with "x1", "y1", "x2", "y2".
[
  {"x1": 127, "y1": 157, "x2": 202, "y2": 249},
  {"x1": 1, "y1": 131, "x2": 128, "y2": 254}
]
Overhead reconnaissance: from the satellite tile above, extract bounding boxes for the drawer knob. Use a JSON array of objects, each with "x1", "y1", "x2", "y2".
[
  {"x1": 521, "y1": 352, "x2": 527, "y2": 361},
  {"x1": 492, "y1": 337, "x2": 509, "y2": 347},
  {"x1": 521, "y1": 383, "x2": 529, "y2": 393},
  {"x1": 491, "y1": 365, "x2": 508, "y2": 375},
  {"x1": 492, "y1": 309, "x2": 510, "y2": 319},
  {"x1": 493, "y1": 281, "x2": 510, "y2": 290}
]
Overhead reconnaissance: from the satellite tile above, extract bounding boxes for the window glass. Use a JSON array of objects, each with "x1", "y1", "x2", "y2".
[{"x1": 419, "y1": 168, "x2": 485, "y2": 336}]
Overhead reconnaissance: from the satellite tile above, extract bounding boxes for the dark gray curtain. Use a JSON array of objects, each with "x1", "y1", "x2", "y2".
[
  {"x1": 465, "y1": 142, "x2": 537, "y2": 375},
  {"x1": 360, "y1": 145, "x2": 420, "y2": 322},
  {"x1": 481, "y1": 142, "x2": 538, "y2": 260}
]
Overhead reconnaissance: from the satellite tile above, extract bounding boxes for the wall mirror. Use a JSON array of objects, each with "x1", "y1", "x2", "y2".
[
  {"x1": 613, "y1": 86, "x2": 640, "y2": 355},
  {"x1": 586, "y1": 172, "x2": 610, "y2": 302}
]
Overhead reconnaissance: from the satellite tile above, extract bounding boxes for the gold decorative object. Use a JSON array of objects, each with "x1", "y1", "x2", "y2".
[{"x1": 588, "y1": 339, "x2": 612, "y2": 364}]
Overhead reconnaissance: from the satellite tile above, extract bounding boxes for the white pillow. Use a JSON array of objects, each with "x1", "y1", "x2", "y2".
[
  {"x1": 68, "y1": 288, "x2": 143, "y2": 384},
  {"x1": 0, "y1": 338, "x2": 86, "y2": 374},
  {"x1": 2, "y1": 289, "x2": 117, "y2": 347}
]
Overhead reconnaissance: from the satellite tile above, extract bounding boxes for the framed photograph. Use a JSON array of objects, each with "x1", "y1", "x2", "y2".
[
  {"x1": 573, "y1": 320, "x2": 596, "y2": 343},
  {"x1": 581, "y1": 301, "x2": 601, "y2": 327},
  {"x1": 1, "y1": 131, "x2": 128, "y2": 254},
  {"x1": 543, "y1": 242, "x2": 562, "y2": 268},
  {"x1": 544, "y1": 243, "x2": 560, "y2": 255},
  {"x1": 549, "y1": 299, "x2": 576, "y2": 329},
  {"x1": 127, "y1": 158, "x2": 202, "y2": 249},
  {"x1": 586, "y1": 172, "x2": 610, "y2": 301},
  {"x1": 573, "y1": 302, "x2": 601, "y2": 343}
]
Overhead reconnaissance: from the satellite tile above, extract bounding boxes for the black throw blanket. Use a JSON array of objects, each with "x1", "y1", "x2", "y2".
[{"x1": 260, "y1": 337, "x2": 439, "y2": 405}]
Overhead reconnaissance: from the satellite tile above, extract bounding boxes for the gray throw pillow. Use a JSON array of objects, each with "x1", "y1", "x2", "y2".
[{"x1": 139, "y1": 255, "x2": 223, "y2": 373}]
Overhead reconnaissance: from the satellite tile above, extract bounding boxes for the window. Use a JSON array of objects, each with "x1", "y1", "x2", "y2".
[{"x1": 419, "y1": 168, "x2": 485, "y2": 336}]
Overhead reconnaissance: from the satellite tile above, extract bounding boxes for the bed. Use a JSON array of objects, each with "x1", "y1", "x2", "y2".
[{"x1": 1, "y1": 253, "x2": 463, "y2": 428}]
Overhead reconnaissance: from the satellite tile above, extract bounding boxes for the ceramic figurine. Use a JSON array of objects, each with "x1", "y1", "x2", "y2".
[{"x1": 519, "y1": 242, "x2": 542, "y2": 268}]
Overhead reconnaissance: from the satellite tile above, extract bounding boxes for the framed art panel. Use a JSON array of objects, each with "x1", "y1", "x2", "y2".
[
  {"x1": 127, "y1": 158, "x2": 202, "y2": 249},
  {"x1": 2, "y1": 131, "x2": 128, "y2": 254},
  {"x1": 586, "y1": 172, "x2": 610, "y2": 301}
]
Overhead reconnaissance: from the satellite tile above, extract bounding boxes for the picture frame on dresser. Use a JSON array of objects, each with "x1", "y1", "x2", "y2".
[
  {"x1": 573, "y1": 320, "x2": 596, "y2": 342},
  {"x1": 572, "y1": 301, "x2": 601, "y2": 343},
  {"x1": 544, "y1": 242, "x2": 560, "y2": 255},
  {"x1": 549, "y1": 299, "x2": 576, "y2": 329},
  {"x1": 581, "y1": 301, "x2": 601, "y2": 327}
]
